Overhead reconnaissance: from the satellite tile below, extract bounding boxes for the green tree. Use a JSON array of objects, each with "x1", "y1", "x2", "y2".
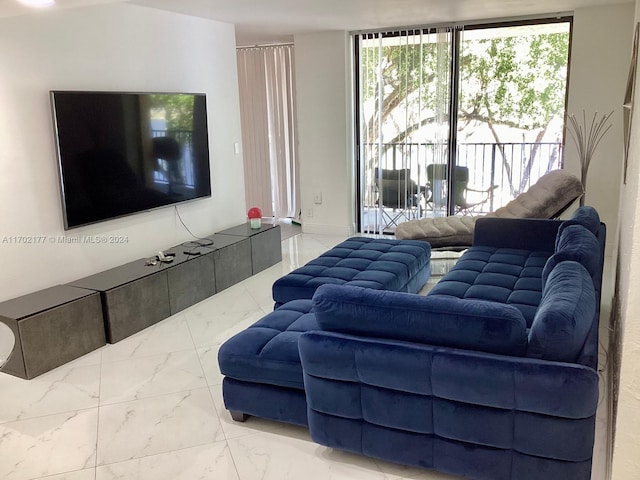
[
  {"x1": 362, "y1": 38, "x2": 441, "y2": 146},
  {"x1": 361, "y1": 27, "x2": 569, "y2": 198},
  {"x1": 458, "y1": 32, "x2": 569, "y2": 194}
]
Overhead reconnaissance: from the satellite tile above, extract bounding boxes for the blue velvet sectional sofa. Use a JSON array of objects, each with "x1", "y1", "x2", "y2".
[
  {"x1": 220, "y1": 237, "x2": 431, "y2": 424},
  {"x1": 300, "y1": 207, "x2": 605, "y2": 480},
  {"x1": 219, "y1": 207, "x2": 605, "y2": 480}
]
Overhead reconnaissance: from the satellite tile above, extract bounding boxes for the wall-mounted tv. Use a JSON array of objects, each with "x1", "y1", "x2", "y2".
[{"x1": 51, "y1": 91, "x2": 211, "y2": 229}]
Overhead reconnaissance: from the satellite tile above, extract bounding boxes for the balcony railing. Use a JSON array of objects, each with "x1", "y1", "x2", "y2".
[{"x1": 361, "y1": 141, "x2": 564, "y2": 233}]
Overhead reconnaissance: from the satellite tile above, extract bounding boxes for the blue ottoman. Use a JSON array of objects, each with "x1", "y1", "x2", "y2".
[
  {"x1": 272, "y1": 237, "x2": 432, "y2": 307},
  {"x1": 219, "y1": 299, "x2": 316, "y2": 425},
  {"x1": 219, "y1": 237, "x2": 432, "y2": 425}
]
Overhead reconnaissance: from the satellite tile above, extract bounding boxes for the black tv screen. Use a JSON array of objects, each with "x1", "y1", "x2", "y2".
[{"x1": 51, "y1": 91, "x2": 212, "y2": 229}]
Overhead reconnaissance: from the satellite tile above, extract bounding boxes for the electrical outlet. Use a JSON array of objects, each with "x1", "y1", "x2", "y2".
[
  {"x1": 314, "y1": 192, "x2": 323, "y2": 204},
  {"x1": 307, "y1": 208, "x2": 314, "y2": 217}
]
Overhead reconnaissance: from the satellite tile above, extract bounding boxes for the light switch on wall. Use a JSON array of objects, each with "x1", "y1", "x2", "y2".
[{"x1": 234, "y1": 143, "x2": 240, "y2": 154}]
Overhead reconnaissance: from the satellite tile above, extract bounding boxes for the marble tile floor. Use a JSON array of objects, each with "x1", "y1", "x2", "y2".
[{"x1": 0, "y1": 232, "x2": 611, "y2": 480}]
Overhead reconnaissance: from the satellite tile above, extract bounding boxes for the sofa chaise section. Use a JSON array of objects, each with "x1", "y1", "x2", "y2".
[
  {"x1": 218, "y1": 299, "x2": 315, "y2": 425},
  {"x1": 271, "y1": 237, "x2": 431, "y2": 307},
  {"x1": 219, "y1": 237, "x2": 432, "y2": 425}
]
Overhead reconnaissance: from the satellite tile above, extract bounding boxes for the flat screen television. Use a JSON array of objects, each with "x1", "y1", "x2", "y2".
[{"x1": 51, "y1": 91, "x2": 212, "y2": 229}]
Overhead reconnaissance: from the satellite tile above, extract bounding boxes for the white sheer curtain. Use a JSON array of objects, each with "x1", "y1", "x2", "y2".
[
  {"x1": 431, "y1": 27, "x2": 453, "y2": 217},
  {"x1": 237, "y1": 45, "x2": 300, "y2": 219},
  {"x1": 357, "y1": 29, "x2": 453, "y2": 233}
]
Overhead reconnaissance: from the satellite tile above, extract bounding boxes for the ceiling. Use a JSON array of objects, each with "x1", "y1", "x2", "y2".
[{"x1": 0, "y1": 0, "x2": 632, "y2": 45}]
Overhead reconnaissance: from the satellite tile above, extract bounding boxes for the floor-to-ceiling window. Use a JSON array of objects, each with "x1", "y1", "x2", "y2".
[{"x1": 355, "y1": 18, "x2": 572, "y2": 234}]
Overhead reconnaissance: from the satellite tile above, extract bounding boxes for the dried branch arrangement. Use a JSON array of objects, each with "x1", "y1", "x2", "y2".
[{"x1": 566, "y1": 110, "x2": 614, "y2": 205}]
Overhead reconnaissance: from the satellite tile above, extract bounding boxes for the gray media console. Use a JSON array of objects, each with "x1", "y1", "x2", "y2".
[
  {"x1": 0, "y1": 285, "x2": 105, "y2": 379},
  {"x1": 0, "y1": 223, "x2": 282, "y2": 379}
]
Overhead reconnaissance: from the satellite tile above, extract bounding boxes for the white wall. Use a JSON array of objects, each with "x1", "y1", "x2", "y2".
[
  {"x1": 565, "y1": 4, "x2": 634, "y2": 256},
  {"x1": 612, "y1": 3, "x2": 640, "y2": 478},
  {"x1": 294, "y1": 31, "x2": 354, "y2": 236},
  {"x1": 0, "y1": 3, "x2": 245, "y2": 301}
]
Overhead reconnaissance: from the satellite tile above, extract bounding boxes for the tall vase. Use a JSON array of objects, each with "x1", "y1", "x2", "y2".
[{"x1": 580, "y1": 162, "x2": 589, "y2": 207}]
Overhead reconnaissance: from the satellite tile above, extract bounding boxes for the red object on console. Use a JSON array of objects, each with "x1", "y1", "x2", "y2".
[
  {"x1": 248, "y1": 207, "x2": 262, "y2": 229},
  {"x1": 247, "y1": 207, "x2": 262, "y2": 219}
]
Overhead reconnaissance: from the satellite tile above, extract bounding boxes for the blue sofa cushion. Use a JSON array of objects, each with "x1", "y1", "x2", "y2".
[
  {"x1": 557, "y1": 206, "x2": 601, "y2": 241},
  {"x1": 428, "y1": 247, "x2": 550, "y2": 327},
  {"x1": 217, "y1": 299, "x2": 316, "y2": 390},
  {"x1": 313, "y1": 284, "x2": 528, "y2": 356},
  {"x1": 543, "y1": 224, "x2": 601, "y2": 287},
  {"x1": 527, "y1": 261, "x2": 596, "y2": 362},
  {"x1": 272, "y1": 237, "x2": 431, "y2": 307}
]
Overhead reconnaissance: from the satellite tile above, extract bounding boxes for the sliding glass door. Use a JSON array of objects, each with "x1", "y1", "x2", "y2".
[
  {"x1": 356, "y1": 28, "x2": 452, "y2": 234},
  {"x1": 355, "y1": 18, "x2": 572, "y2": 234},
  {"x1": 455, "y1": 21, "x2": 571, "y2": 213}
]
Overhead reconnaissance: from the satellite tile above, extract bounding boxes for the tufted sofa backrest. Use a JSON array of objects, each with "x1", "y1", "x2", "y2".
[{"x1": 313, "y1": 284, "x2": 529, "y2": 357}]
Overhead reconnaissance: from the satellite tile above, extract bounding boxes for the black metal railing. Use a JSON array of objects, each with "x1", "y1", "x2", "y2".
[
  {"x1": 361, "y1": 141, "x2": 564, "y2": 232},
  {"x1": 362, "y1": 141, "x2": 563, "y2": 210}
]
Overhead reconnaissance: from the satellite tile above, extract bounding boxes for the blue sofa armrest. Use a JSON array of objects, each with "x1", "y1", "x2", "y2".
[
  {"x1": 529, "y1": 261, "x2": 596, "y2": 363},
  {"x1": 312, "y1": 284, "x2": 528, "y2": 356},
  {"x1": 473, "y1": 217, "x2": 561, "y2": 251}
]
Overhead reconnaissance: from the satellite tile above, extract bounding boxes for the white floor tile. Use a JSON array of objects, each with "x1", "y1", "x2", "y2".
[
  {"x1": 95, "y1": 442, "x2": 239, "y2": 480},
  {"x1": 0, "y1": 364, "x2": 100, "y2": 423},
  {"x1": 227, "y1": 430, "x2": 388, "y2": 480},
  {"x1": 0, "y1": 409, "x2": 98, "y2": 480},
  {"x1": 96, "y1": 388, "x2": 223, "y2": 466},
  {"x1": 63, "y1": 347, "x2": 104, "y2": 368},
  {"x1": 101, "y1": 314, "x2": 194, "y2": 364},
  {"x1": 99, "y1": 350, "x2": 207, "y2": 405},
  {"x1": 376, "y1": 459, "x2": 462, "y2": 480},
  {"x1": 33, "y1": 469, "x2": 96, "y2": 480},
  {"x1": 198, "y1": 344, "x2": 223, "y2": 386},
  {"x1": 281, "y1": 234, "x2": 347, "y2": 269},
  {"x1": 184, "y1": 286, "x2": 265, "y2": 348},
  {"x1": 241, "y1": 263, "x2": 289, "y2": 311}
]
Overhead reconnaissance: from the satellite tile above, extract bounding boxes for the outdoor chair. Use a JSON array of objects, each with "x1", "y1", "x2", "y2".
[
  {"x1": 426, "y1": 164, "x2": 497, "y2": 215},
  {"x1": 374, "y1": 168, "x2": 421, "y2": 231}
]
